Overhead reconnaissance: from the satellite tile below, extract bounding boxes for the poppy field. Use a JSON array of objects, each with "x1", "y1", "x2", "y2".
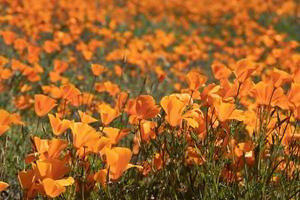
[{"x1": 1, "y1": 0, "x2": 300, "y2": 199}]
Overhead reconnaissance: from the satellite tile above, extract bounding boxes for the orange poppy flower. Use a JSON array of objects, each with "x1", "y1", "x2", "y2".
[
  {"x1": 18, "y1": 169, "x2": 38, "y2": 198},
  {"x1": 103, "y1": 147, "x2": 141, "y2": 180},
  {"x1": 42, "y1": 177, "x2": 74, "y2": 198},
  {"x1": 95, "y1": 81, "x2": 120, "y2": 97},
  {"x1": 48, "y1": 114, "x2": 71, "y2": 136},
  {"x1": 252, "y1": 81, "x2": 275, "y2": 106},
  {"x1": 126, "y1": 95, "x2": 160, "y2": 123},
  {"x1": 60, "y1": 84, "x2": 82, "y2": 106},
  {"x1": 213, "y1": 99, "x2": 242, "y2": 122},
  {"x1": 19, "y1": 159, "x2": 71, "y2": 199},
  {"x1": 13, "y1": 38, "x2": 27, "y2": 52},
  {"x1": 0, "y1": 109, "x2": 23, "y2": 135},
  {"x1": 200, "y1": 83, "x2": 221, "y2": 106},
  {"x1": 78, "y1": 111, "x2": 98, "y2": 124},
  {"x1": 155, "y1": 66, "x2": 166, "y2": 82},
  {"x1": 114, "y1": 65, "x2": 123, "y2": 77},
  {"x1": 102, "y1": 127, "x2": 129, "y2": 145},
  {"x1": 0, "y1": 125, "x2": 9, "y2": 136},
  {"x1": 42, "y1": 85, "x2": 63, "y2": 99},
  {"x1": 294, "y1": 68, "x2": 300, "y2": 84},
  {"x1": 54, "y1": 60, "x2": 69, "y2": 74},
  {"x1": 36, "y1": 159, "x2": 70, "y2": 180},
  {"x1": 25, "y1": 136, "x2": 68, "y2": 163},
  {"x1": 211, "y1": 62, "x2": 232, "y2": 80},
  {"x1": 34, "y1": 94, "x2": 57, "y2": 117},
  {"x1": 61, "y1": 84, "x2": 81, "y2": 102},
  {"x1": 98, "y1": 103, "x2": 120, "y2": 126},
  {"x1": 43, "y1": 40, "x2": 60, "y2": 54},
  {"x1": 0, "y1": 56, "x2": 8, "y2": 68},
  {"x1": 26, "y1": 45, "x2": 41, "y2": 64},
  {"x1": 288, "y1": 83, "x2": 300, "y2": 108},
  {"x1": 269, "y1": 68, "x2": 292, "y2": 88},
  {"x1": 0, "y1": 181, "x2": 9, "y2": 192},
  {"x1": 252, "y1": 81, "x2": 288, "y2": 109},
  {"x1": 1, "y1": 30, "x2": 16, "y2": 45},
  {"x1": 14, "y1": 95, "x2": 31, "y2": 110},
  {"x1": 49, "y1": 71, "x2": 62, "y2": 83},
  {"x1": 0, "y1": 109, "x2": 11, "y2": 136},
  {"x1": 93, "y1": 169, "x2": 107, "y2": 187},
  {"x1": 91, "y1": 64, "x2": 107, "y2": 76},
  {"x1": 160, "y1": 95, "x2": 186, "y2": 127},
  {"x1": 82, "y1": 49, "x2": 93, "y2": 61},
  {"x1": 186, "y1": 70, "x2": 207, "y2": 91},
  {"x1": 0, "y1": 68, "x2": 13, "y2": 80},
  {"x1": 234, "y1": 59, "x2": 257, "y2": 83},
  {"x1": 182, "y1": 104, "x2": 203, "y2": 128},
  {"x1": 70, "y1": 122, "x2": 99, "y2": 149},
  {"x1": 10, "y1": 59, "x2": 26, "y2": 72},
  {"x1": 140, "y1": 120, "x2": 156, "y2": 143},
  {"x1": 115, "y1": 91, "x2": 129, "y2": 112},
  {"x1": 70, "y1": 122, "x2": 108, "y2": 156}
]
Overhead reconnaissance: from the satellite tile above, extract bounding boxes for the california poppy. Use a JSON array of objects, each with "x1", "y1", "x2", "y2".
[
  {"x1": 103, "y1": 147, "x2": 141, "y2": 180},
  {"x1": 234, "y1": 59, "x2": 257, "y2": 83},
  {"x1": 115, "y1": 91, "x2": 129, "y2": 112},
  {"x1": 98, "y1": 103, "x2": 120, "y2": 126},
  {"x1": 43, "y1": 40, "x2": 60, "y2": 54},
  {"x1": 126, "y1": 95, "x2": 160, "y2": 124},
  {"x1": 0, "y1": 181, "x2": 9, "y2": 192},
  {"x1": 160, "y1": 95, "x2": 186, "y2": 127},
  {"x1": 288, "y1": 83, "x2": 300, "y2": 108},
  {"x1": 0, "y1": 109, "x2": 11, "y2": 135},
  {"x1": 91, "y1": 64, "x2": 107, "y2": 76},
  {"x1": 78, "y1": 111, "x2": 98, "y2": 124},
  {"x1": 0, "y1": 125, "x2": 9, "y2": 136},
  {"x1": 93, "y1": 169, "x2": 107, "y2": 187},
  {"x1": 54, "y1": 60, "x2": 68, "y2": 74},
  {"x1": 140, "y1": 120, "x2": 156, "y2": 143},
  {"x1": 95, "y1": 81, "x2": 120, "y2": 97},
  {"x1": 26, "y1": 136, "x2": 68, "y2": 162},
  {"x1": 34, "y1": 94, "x2": 57, "y2": 117},
  {"x1": 70, "y1": 122, "x2": 109, "y2": 156},
  {"x1": 42, "y1": 85, "x2": 63, "y2": 99},
  {"x1": 269, "y1": 68, "x2": 292, "y2": 88},
  {"x1": 0, "y1": 109, "x2": 23, "y2": 135},
  {"x1": 211, "y1": 62, "x2": 232, "y2": 80},
  {"x1": 18, "y1": 159, "x2": 71, "y2": 199},
  {"x1": 213, "y1": 99, "x2": 242, "y2": 122},
  {"x1": 61, "y1": 84, "x2": 81, "y2": 106},
  {"x1": 14, "y1": 38, "x2": 27, "y2": 52},
  {"x1": 42, "y1": 177, "x2": 74, "y2": 198},
  {"x1": 102, "y1": 127, "x2": 129, "y2": 145},
  {"x1": 1, "y1": 30, "x2": 16, "y2": 45},
  {"x1": 186, "y1": 70, "x2": 207, "y2": 91},
  {"x1": 252, "y1": 81, "x2": 288, "y2": 109},
  {"x1": 48, "y1": 114, "x2": 71, "y2": 136}
]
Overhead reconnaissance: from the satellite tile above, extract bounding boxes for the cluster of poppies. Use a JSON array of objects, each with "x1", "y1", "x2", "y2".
[{"x1": 0, "y1": 0, "x2": 300, "y2": 199}]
